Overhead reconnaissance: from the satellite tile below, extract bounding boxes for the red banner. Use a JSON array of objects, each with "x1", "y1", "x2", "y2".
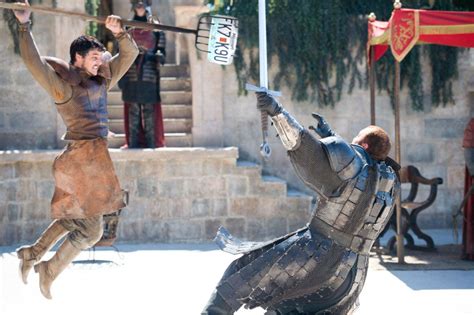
[
  {"x1": 419, "y1": 10, "x2": 474, "y2": 49},
  {"x1": 367, "y1": 20, "x2": 389, "y2": 63},
  {"x1": 368, "y1": 8, "x2": 474, "y2": 62},
  {"x1": 390, "y1": 10, "x2": 419, "y2": 62}
]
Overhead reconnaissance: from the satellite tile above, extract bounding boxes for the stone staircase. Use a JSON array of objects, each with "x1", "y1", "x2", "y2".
[
  {"x1": 109, "y1": 148, "x2": 315, "y2": 242},
  {"x1": 0, "y1": 147, "x2": 315, "y2": 245},
  {"x1": 107, "y1": 64, "x2": 193, "y2": 148}
]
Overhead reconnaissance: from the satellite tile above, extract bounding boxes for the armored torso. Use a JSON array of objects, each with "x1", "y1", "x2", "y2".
[
  {"x1": 119, "y1": 17, "x2": 165, "y2": 104},
  {"x1": 309, "y1": 141, "x2": 396, "y2": 255}
]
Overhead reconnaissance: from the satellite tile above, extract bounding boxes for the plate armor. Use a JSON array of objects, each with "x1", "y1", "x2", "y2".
[{"x1": 212, "y1": 109, "x2": 398, "y2": 314}]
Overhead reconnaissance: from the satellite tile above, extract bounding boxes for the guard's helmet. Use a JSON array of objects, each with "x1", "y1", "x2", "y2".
[{"x1": 130, "y1": 0, "x2": 152, "y2": 9}]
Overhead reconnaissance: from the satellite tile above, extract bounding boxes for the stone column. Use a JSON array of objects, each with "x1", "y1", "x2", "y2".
[{"x1": 175, "y1": 6, "x2": 225, "y2": 147}]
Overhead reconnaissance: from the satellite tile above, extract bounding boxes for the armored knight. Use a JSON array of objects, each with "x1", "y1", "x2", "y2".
[{"x1": 202, "y1": 92, "x2": 399, "y2": 314}]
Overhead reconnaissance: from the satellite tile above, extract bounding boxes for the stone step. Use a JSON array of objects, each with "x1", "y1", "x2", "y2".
[
  {"x1": 161, "y1": 91, "x2": 192, "y2": 105},
  {"x1": 161, "y1": 78, "x2": 192, "y2": 91},
  {"x1": 164, "y1": 104, "x2": 193, "y2": 119},
  {"x1": 108, "y1": 118, "x2": 192, "y2": 134},
  {"x1": 108, "y1": 91, "x2": 192, "y2": 106},
  {"x1": 234, "y1": 163, "x2": 308, "y2": 200},
  {"x1": 287, "y1": 188, "x2": 312, "y2": 198},
  {"x1": 110, "y1": 77, "x2": 191, "y2": 92},
  {"x1": 107, "y1": 91, "x2": 123, "y2": 105},
  {"x1": 234, "y1": 160, "x2": 263, "y2": 182},
  {"x1": 108, "y1": 104, "x2": 192, "y2": 120},
  {"x1": 258, "y1": 175, "x2": 288, "y2": 196},
  {"x1": 107, "y1": 105, "x2": 123, "y2": 119},
  {"x1": 236, "y1": 160, "x2": 261, "y2": 170},
  {"x1": 262, "y1": 175, "x2": 287, "y2": 183},
  {"x1": 107, "y1": 133, "x2": 192, "y2": 148},
  {"x1": 160, "y1": 64, "x2": 190, "y2": 78}
]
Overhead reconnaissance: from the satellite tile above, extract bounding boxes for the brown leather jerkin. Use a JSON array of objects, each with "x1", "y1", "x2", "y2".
[{"x1": 51, "y1": 138, "x2": 125, "y2": 219}]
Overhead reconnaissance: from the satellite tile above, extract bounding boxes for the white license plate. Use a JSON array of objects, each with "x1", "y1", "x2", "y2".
[{"x1": 208, "y1": 16, "x2": 238, "y2": 65}]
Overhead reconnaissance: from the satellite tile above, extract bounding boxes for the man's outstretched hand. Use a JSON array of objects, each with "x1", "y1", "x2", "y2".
[
  {"x1": 13, "y1": 0, "x2": 31, "y2": 24},
  {"x1": 105, "y1": 15, "x2": 124, "y2": 37},
  {"x1": 256, "y1": 92, "x2": 282, "y2": 117}
]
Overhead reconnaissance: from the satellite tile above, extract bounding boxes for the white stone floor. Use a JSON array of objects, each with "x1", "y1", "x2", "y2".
[{"x1": 1, "y1": 230, "x2": 473, "y2": 315}]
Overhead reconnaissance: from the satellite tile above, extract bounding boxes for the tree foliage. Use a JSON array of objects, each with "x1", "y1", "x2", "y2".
[
  {"x1": 85, "y1": 0, "x2": 100, "y2": 37},
  {"x1": 206, "y1": 0, "x2": 471, "y2": 110}
]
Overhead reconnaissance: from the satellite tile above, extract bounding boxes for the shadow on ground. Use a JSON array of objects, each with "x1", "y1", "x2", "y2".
[{"x1": 370, "y1": 244, "x2": 474, "y2": 271}]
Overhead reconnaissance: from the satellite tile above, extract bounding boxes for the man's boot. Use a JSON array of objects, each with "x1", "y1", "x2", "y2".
[
  {"x1": 34, "y1": 239, "x2": 81, "y2": 299},
  {"x1": 16, "y1": 220, "x2": 68, "y2": 284}
]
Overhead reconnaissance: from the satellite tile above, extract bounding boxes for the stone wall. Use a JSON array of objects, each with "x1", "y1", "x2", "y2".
[
  {"x1": 218, "y1": 54, "x2": 473, "y2": 229},
  {"x1": 0, "y1": 0, "x2": 85, "y2": 150},
  {"x1": 174, "y1": 6, "x2": 226, "y2": 147},
  {"x1": 0, "y1": 148, "x2": 313, "y2": 246},
  {"x1": 184, "y1": 6, "x2": 473, "y2": 229}
]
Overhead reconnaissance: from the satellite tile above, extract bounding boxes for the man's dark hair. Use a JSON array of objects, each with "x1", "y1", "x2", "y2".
[
  {"x1": 69, "y1": 35, "x2": 105, "y2": 64},
  {"x1": 358, "y1": 125, "x2": 391, "y2": 161}
]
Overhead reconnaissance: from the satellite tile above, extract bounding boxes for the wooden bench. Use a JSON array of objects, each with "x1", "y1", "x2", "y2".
[{"x1": 382, "y1": 165, "x2": 443, "y2": 251}]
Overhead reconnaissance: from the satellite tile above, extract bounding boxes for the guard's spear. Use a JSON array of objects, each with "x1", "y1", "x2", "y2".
[
  {"x1": 245, "y1": 0, "x2": 281, "y2": 159},
  {"x1": 0, "y1": 1, "x2": 239, "y2": 65}
]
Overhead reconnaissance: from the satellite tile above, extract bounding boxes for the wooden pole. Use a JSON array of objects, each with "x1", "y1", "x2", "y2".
[
  {"x1": 370, "y1": 48, "x2": 376, "y2": 125},
  {"x1": 0, "y1": 2, "x2": 197, "y2": 34},
  {"x1": 394, "y1": 60, "x2": 405, "y2": 263},
  {"x1": 368, "y1": 12, "x2": 377, "y2": 126}
]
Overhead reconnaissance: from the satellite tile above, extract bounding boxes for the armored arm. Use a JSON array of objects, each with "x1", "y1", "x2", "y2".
[
  {"x1": 256, "y1": 92, "x2": 303, "y2": 151},
  {"x1": 155, "y1": 31, "x2": 166, "y2": 65},
  {"x1": 256, "y1": 93, "x2": 354, "y2": 196},
  {"x1": 256, "y1": 93, "x2": 366, "y2": 197},
  {"x1": 271, "y1": 110, "x2": 305, "y2": 151},
  {"x1": 255, "y1": 93, "x2": 337, "y2": 152}
]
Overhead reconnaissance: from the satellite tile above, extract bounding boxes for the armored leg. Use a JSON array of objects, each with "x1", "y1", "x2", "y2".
[
  {"x1": 128, "y1": 102, "x2": 142, "y2": 148},
  {"x1": 16, "y1": 220, "x2": 68, "y2": 284},
  {"x1": 202, "y1": 250, "x2": 264, "y2": 314},
  {"x1": 201, "y1": 290, "x2": 234, "y2": 315},
  {"x1": 142, "y1": 103, "x2": 156, "y2": 148}
]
